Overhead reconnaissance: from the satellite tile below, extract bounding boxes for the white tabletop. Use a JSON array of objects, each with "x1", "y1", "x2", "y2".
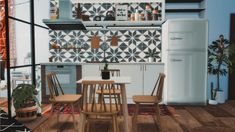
[{"x1": 77, "y1": 76, "x2": 131, "y2": 84}]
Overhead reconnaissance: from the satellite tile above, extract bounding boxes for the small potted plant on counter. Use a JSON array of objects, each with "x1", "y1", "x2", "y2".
[
  {"x1": 145, "y1": 49, "x2": 160, "y2": 62},
  {"x1": 101, "y1": 62, "x2": 110, "y2": 79},
  {"x1": 208, "y1": 35, "x2": 235, "y2": 104},
  {"x1": 12, "y1": 83, "x2": 40, "y2": 121}
]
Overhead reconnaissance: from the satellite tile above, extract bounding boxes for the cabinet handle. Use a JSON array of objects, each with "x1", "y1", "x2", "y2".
[{"x1": 145, "y1": 65, "x2": 146, "y2": 71}]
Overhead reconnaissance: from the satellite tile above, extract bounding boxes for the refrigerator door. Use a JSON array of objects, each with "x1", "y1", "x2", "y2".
[
  {"x1": 167, "y1": 19, "x2": 208, "y2": 51},
  {"x1": 166, "y1": 51, "x2": 207, "y2": 104}
]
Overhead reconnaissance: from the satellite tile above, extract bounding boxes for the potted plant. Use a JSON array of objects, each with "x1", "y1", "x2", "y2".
[
  {"x1": 208, "y1": 35, "x2": 235, "y2": 104},
  {"x1": 101, "y1": 62, "x2": 110, "y2": 79},
  {"x1": 145, "y1": 49, "x2": 160, "y2": 62},
  {"x1": 12, "y1": 83, "x2": 39, "y2": 121}
]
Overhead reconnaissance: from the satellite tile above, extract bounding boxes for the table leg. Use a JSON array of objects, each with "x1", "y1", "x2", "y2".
[{"x1": 120, "y1": 84, "x2": 129, "y2": 132}]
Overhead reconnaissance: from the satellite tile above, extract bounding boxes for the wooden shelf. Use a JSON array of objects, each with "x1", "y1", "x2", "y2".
[
  {"x1": 51, "y1": 47, "x2": 82, "y2": 50},
  {"x1": 166, "y1": 9, "x2": 205, "y2": 13},
  {"x1": 166, "y1": 0, "x2": 203, "y2": 3},
  {"x1": 83, "y1": 20, "x2": 164, "y2": 28}
]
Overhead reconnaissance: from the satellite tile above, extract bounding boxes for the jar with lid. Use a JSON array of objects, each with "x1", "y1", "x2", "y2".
[
  {"x1": 152, "y1": 9, "x2": 158, "y2": 20},
  {"x1": 145, "y1": 4, "x2": 152, "y2": 20}
]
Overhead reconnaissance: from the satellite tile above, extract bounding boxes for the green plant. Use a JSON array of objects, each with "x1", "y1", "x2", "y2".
[
  {"x1": 145, "y1": 49, "x2": 160, "y2": 58},
  {"x1": 104, "y1": 62, "x2": 109, "y2": 71},
  {"x1": 208, "y1": 35, "x2": 235, "y2": 100},
  {"x1": 12, "y1": 83, "x2": 39, "y2": 109}
]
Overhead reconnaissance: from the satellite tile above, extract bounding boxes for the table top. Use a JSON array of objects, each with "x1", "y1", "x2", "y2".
[{"x1": 77, "y1": 76, "x2": 131, "y2": 84}]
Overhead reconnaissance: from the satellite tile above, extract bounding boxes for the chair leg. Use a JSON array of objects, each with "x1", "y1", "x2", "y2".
[
  {"x1": 132, "y1": 103, "x2": 139, "y2": 132},
  {"x1": 86, "y1": 120, "x2": 90, "y2": 132},
  {"x1": 71, "y1": 103, "x2": 76, "y2": 131},
  {"x1": 112, "y1": 115, "x2": 117, "y2": 132},
  {"x1": 50, "y1": 103, "x2": 54, "y2": 116},
  {"x1": 115, "y1": 114, "x2": 119, "y2": 132},
  {"x1": 57, "y1": 104, "x2": 60, "y2": 124},
  {"x1": 79, "y1": 113, "x2": 86, "y2": 132},
  {"x1": 155, "y1": 104, "x2": 162, "y2": 132},
  {"x1": 117, "y1": 94, "x2": 122, "y2": 113}
]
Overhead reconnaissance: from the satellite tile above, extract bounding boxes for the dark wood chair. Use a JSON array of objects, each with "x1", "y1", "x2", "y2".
[
  {"x1": 46, "y1": 72, "x2": 82, "y2": 131},
  {"x1": 80, "y1": 80, "x2": 121, "y2": 132},
  {"x1": 132, "y1": 73, "x2": 165, "y2": 132}
]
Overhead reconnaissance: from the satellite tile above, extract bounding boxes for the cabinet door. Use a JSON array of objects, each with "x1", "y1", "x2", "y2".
[
  {"x1": 82, "y1": 64, "x2": 101, "y2": 77},
  {"x1": 167, "y1": 51, "x2": 206, "y2": 104},
  {"x1": 143, "y1": 64, "x2": 164, "y2": 95},
  {"x1": 109, "y1": 64, "x2": 143, "y2": 103}
]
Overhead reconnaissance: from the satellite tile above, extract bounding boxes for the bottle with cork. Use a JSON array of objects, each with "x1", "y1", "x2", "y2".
[{"x1": 134, "y1": 9, "x2": 139, "y2": 21}]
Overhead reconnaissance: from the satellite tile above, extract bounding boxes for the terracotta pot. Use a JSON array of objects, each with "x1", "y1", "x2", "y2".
[{"x1": 15, "y1": 106, "x2": 37, "y2": 122}]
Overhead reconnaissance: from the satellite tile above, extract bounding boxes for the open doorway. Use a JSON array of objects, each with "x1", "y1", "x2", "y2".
[{"x1": 229, "y1": 13, "x2": 235, "y2": 100}]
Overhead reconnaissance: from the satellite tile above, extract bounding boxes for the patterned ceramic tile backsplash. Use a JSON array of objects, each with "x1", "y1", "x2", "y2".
[
  {"x1": 49, "y1": 29, "x2": 161, "y2": 62},
  {"x1": 49, "y1": 0, "x2": 162, "y2": 62}
]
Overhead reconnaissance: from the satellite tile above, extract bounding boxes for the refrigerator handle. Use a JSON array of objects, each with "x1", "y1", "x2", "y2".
[{"x1": 171, "y1": 59, "x2": 183, "y2": 62}]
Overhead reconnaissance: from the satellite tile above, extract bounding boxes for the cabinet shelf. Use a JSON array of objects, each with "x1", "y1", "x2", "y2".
[
  {"x1": 166, "y1": 0, "x2": 203, "y2": 3},
  {"x1": 51, "y1": 47, "x2": 82, "y2": 50},
  {"x1": 166, "y1": 9, "x2": 205, "y2": 13},
  {"x1": 83, "y1": 20, "x2": 164, "y2": 28}
]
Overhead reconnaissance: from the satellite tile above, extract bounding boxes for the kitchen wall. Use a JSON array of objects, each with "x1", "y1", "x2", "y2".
[
  {"x1": 49, "y1": 0, "x2": 162, "y2": 62},
  {"x1": 205, "y1": 0, "x2": 235, "y2": 100}
]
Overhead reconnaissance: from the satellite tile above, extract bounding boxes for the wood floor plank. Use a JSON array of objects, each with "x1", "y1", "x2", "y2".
[
  {"x1": 217, "y1": 117, "x2": 235, "y2": 128},
  {"x1": 185, "y1": 107, "x2": 226, "y2": 127},
  {"x1": 172, "y1": 109, "x2": 202, "y2": 131},
  {"x1": 161, "y1": 115, "x2": 183, "y2": 132},
  {"x1": 218, "y1": 103, "x2": 235, "y2": 117}
]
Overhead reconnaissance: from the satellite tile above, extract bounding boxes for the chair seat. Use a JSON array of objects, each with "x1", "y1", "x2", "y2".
[
  {"x1": 133, "y1": 95, "x2": 160, "y2": 103},
  {"x1": 96, "y1": 89, "x2": 121, "y2": 95},
  {"x1": 50, "y1": 94, "x2": 82, "y2": 103},
  {"x1": 82, "y1": 104, "x2": 120, "y2": 115}
]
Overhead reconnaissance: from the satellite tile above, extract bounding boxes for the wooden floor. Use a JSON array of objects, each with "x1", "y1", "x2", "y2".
[{"x1": 23, "y1": 100, "x2": 235, "y2": 132}]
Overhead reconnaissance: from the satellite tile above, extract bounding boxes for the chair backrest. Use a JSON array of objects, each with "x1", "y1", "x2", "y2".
[
  {"x1": 151, "y1": 73, "x2": 165, "y2": 102},
  {"x1": 101, "y1": 69, "x2": 120, "y2": 77},
  {"x1": 81, "y1": 80, "x2": 120, "y2": 113},
  {"x1": 46, "y1": 72, "x2": 64, "y2": 100}
]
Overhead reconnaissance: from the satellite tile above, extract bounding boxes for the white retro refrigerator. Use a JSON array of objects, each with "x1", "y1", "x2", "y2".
[{"x1": 162, "y1": 19, "x2": 208, "y2": 105}]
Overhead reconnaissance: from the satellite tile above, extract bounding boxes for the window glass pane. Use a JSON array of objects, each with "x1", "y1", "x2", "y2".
[
  {"x1": 0, "y1": 61, "x2": 7, "y2": 112},
  {"x1": 35, "y1": 26, "x2": 49, "y2": 64},
  {"x1": 9, "y1": 19, "x2": 31, "y2": 66},
  {"x1": 34, "y1": 0, "x2": 50, "y2": 26},
  {"x1": 9, "y1": 0, "x2": 30, "y2": 22}
]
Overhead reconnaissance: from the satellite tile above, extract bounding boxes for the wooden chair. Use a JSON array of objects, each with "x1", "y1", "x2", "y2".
[
  {"x1": 46, "y1": 72, "x2": 82, "y2": 131},
  {"x1": 132, "y1": 73, "x2": 165, "y2": 132},
  {"x1": 80, "y1": 80, "x2": 120, "y2": 132},
  {"x1": 98, "y1": 69, "x2": 122, "y2": 107}
]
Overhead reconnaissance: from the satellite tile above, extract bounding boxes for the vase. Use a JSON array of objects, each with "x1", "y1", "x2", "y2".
[
  {"x1": 216, "y1": 91, "x2": 225, "y2": 103},
  {"x1": 101, "y1": 71, "x2": 110, "y2": 80},
  {"x1": 148, "y1": 57, "x2": 154, "y2": 62}
]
